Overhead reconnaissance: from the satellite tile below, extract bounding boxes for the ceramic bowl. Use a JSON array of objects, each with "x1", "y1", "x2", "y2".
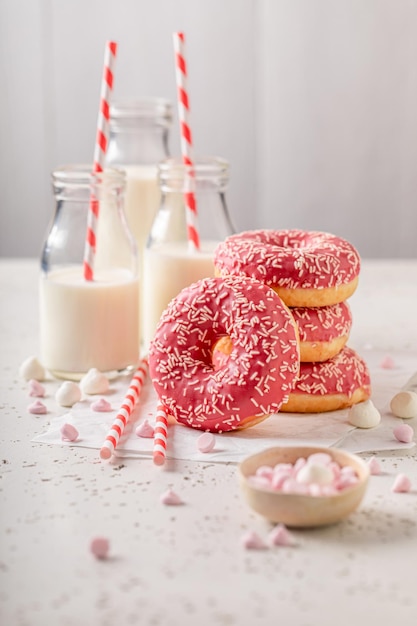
[{"x1": 238, "y1": 446, "x2": 370, "y2": 528}]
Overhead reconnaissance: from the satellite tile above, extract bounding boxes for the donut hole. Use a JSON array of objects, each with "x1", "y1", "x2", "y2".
[{"x1": 211, "y1": 335, "x2": 234, "y2": 370}]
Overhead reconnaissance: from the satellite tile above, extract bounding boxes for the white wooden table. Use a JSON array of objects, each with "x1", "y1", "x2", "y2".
[{"x1": 1, "y1": 258, "x2": 417, "y2": 626}]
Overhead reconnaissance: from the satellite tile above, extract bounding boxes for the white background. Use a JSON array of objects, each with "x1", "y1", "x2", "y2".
[{"x1": 1, "y1": 0, "x2": 417, "y2": 258}]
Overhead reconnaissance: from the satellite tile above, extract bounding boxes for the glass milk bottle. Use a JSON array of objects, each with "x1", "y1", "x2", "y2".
[
  {"x1": 106, "y1": 99, "x2": 172, "y2": 348},
  {"x1": 142, "y1": 156, "x2": 236, "y2": 350},
  {"x1": 39, "y1": 166, "x2": 139, "y2": 380}
]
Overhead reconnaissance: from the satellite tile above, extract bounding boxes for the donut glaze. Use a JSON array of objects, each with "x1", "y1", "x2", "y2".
[
  {"x1": 149, "y1": 276, "x2": 300, "y2": 432},
  {"x1": 214, "y1": 229, "x2": 361, "y2": 307},
  {"x1": 281, "y1": 346, "x2": 371, "y2": 413},
  {"x1": 292, "y1": 302, "x2": 352, "y2": 362}
]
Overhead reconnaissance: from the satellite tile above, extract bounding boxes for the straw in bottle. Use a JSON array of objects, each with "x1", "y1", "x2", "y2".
[
  {"x1": 153, "y1": 403, "x2": 169, "y2": 466},
  {"x1": 99, "y1": 357, "x2": 148, "y2": 460},
  {"x1": 172, "y1": 32, "x2": 200, "y2": 251},
  {"x1": 83, "y1": 40, "x2": 118, "y2": 281}
]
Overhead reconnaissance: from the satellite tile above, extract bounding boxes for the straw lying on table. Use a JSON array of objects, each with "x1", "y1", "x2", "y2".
[
  {"x1": 173, "y1": 32, "x2": 200, "y2": 251},
  {"x1": 83, "y1": 40, "x2": 118, "y2": 281},
  {"x1": 153, "y1": 403, "x2": 169, "y2": 466},
  {"x1": 100, "y1": 357, "x2": 148, "y2": 460}
]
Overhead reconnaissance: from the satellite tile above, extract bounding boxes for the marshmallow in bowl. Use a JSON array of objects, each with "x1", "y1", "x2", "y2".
[
  {"x1": 80, "y1": 368, "x2": 110, "y2": 395},
  {"x1": 56, "y1": 381, "x2": 82, "y2": 407},
  {"x1": 19, "y1": 356, "x2": 46, "y2": 381},
  {"x1": 347, "y1": 400, "x2": 381, "y2": 428}
]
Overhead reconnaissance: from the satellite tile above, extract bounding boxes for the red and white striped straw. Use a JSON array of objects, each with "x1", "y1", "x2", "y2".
[
  {"x1": 173, "y1": 32, "x2": 200, "y2": 251},
  {"x1": 153, "y1": 402, "x2": 169, "y2": 466},
  {"x1": 99, "y1": 357, "x2": 148, "y2": 460},
  {"x1": 83, "y1": 40, "x2": 118, "y2": 281}
]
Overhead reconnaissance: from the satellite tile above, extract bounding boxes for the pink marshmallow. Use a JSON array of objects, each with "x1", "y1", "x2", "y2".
[
  {"x1": 380, "y1": 355, "x2": 395, "y2": 369},
  {"x1": 28, "y1": 379, "x2": 46, "y2": 397},
  {"x1": 27, "y1": 400, "x2": 47, "y2": 415},
  {"x1": 160, "y1": 489, "x2": 184, "y2": 506},
  {"x1": 135, "y1": 419, "x2": 155, "y2": 438},
  {"x1": 90, "y1": 537, "x2": 110, "y2": 559},
  {"x1": 241, "y1": 531, "x2": 268, "y2": 550},
  {"x1": 91, "y1": 398, "x2": 112, "y2": 412},
  {"x1": 60, "y1": 423, "x2": 79, "y2": 442},
  {"x1": 393, "y1": 424, "x2": 414, "y2": 444},
  {"x1": 367, "y1": 456, "x2": 382, "y2": 475},
  {"x1": 197, "y1": 432, "x2": 216, "y2": 453},
  {"x1": 307, "y1": 452, "x2": 332, "y2": 466},
  {"x1": 269, "y1": 523, "x2": 296, "y2": 547},
  {"x1": 391, "y1": 474, "x2": 412, "y2": 493},
  {"x1": 256, "y1": 465, "x2": 274, "y2": 479}
]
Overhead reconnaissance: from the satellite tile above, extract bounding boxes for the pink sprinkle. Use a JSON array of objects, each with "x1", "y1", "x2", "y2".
[
  {"x1": 241, "y1": 531, "x2": 268, "y2": 550},
  {"x1": 28, "y1": 379, "x2": 46, "y2": 397},
  {"x1": 393, "y1": 424, "x2": 414, "y2": 444},
  {"x1": 197, "y1": 432, "x2": 216, "y2": 453},
  {"x1": 269, "y1": 524, "x2": 297, "y2": 547},
  {"x1": 391, "y1": 473, "x2": 412, "y2": 493},
  {"x1": 27, "y1": 400, "x2": 47, "y2": 415},
  {"x1": 380, "y1": 355, "x2": 395, "y2": 369},
  {"x1": 367, "y1": 456, "x2": 382, "y2": 475},
  {"x1": 160, "y1": 489, "x2": 184, "y2": 506},
  {"x1": 90, "y1": 537, "x2": 110, "y2": 559},
  {"x1": 60, "y1": 423, "x2": 79, "y2": 442},
  {"x1": 135, "y1": 419, "x2": 155, "y2": 438},
  {"x1": 91, "y1": 398, "x2": 112, "y2": 412}
]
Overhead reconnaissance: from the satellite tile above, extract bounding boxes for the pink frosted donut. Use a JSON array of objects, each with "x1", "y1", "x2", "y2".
[
  {"x1": 292, "y1": 302, "x2": 352, "y2": 362},
  {"x1": 214, "y1": 229, "x2": 361, "y2": 307},
  {"x1": 281, "y1": 346, "x2": 371, "y2": 413},
  {"x1": 149, "y1": 276, "x2": 300, "y2": 433}
]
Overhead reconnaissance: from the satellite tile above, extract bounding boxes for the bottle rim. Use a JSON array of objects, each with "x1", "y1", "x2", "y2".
[
  {"x1": 158, "y1": 156, "x2": 229, "y2": 180},
  {"x1": 52, "y1": 164, "x2": 126, "y2": 187},
  {"x1": 110, "y1": 98, "x2": 173, "y2": 127}
]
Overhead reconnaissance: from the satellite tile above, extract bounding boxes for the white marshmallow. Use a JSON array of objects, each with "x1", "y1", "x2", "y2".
[
  {"x1": 80, "y1": 368, "x2": 110, "y2": 395},
  {"x1": 390, "y1": 391, "x2": 417, "y2": 419},
  {"x1": 296, "y1": 462, "x2": 333, "y2": 486},
  {"x1": 56, "y1": 381, "x2": 82, "y2": 407},
  {"x1": 347, "y1": 400, "x2": 381, "y2": 428},
  {"x1": 19, "y1": 356, "x2": 46, "y2": 381}
]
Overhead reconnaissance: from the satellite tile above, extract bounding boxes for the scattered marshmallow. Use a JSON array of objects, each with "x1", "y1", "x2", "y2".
[
  {"x1": 160, "y1": 489, "x2": 184, "y2": 506},
  {"x1": 241, "y1": 531, "x2": 268, "y2": 550},
  {"x1": 393, "y1": 423, "x2": 414, "y2": 444},
  {"x1": 80, "y1": 369, "x2": 110, "y2": 395},
  {"x1": 56, "y1": 381, "x2": 82, "y2": 407},
  {"x1": 135, "y1": 419, "x2": 155, "y2": 438},
  {"x1": 91, "y1": 398, "x2": 112, "y2": 412},
  {"x1": 27, "y1": 400, "x2": 47, "y2": 415},
  {"x1": 390, "y1": 391, "x2": 417, "y2": 419},
  {"x1": 197, "y1": 432, "x2": 216, "y2": 453},
  {"x1": 19, "y1": 356, "x2": 46, "y2": 381},
  {"x1": 28, "y1": 379, "x2": 46, "y2": 397},
  {"x1": 391, "y1": 474, "x2": 412, "y2": 493},
  {"x1": 269, "y1": 523, "x2": 297, "y2": 547},
  {"x1": 90, "y1": 537, "x2": 110, "y2": 560},
  {"x1": 60, "y1": 423, "x2": 79, "y2": 442},
  {"x1": 347, "y1": 400, "x2": 381, "y2": 428},
  {"x1": 367, "y1": 456, "x2": 382, "y2": 475},
  {"x1": 380, "y1": 355, "x2": 395, "y2": 369}
]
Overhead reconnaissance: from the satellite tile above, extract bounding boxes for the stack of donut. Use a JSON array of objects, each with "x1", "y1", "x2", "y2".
[{"x1": 213, "y1": 229, "x2": 371, "y2": 414}]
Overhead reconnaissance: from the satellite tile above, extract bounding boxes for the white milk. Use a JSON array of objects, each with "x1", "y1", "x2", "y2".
[
  {"x1": 123, "y1": 165, "x2": 160, "y2": 256},
  {"x1": 142, "y1": 241, "x2": 218, "y2": 349},
  {"x1": 40, "y1": 267, "x2": 139, "y2": 378},
  {"x1": 121, "y1": 165, "x2": 160, "y2": 349}
]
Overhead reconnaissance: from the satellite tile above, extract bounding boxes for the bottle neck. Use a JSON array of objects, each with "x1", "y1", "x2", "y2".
[{"x1": 106, "y1": 126, "x2": 170, "y2": 166}]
